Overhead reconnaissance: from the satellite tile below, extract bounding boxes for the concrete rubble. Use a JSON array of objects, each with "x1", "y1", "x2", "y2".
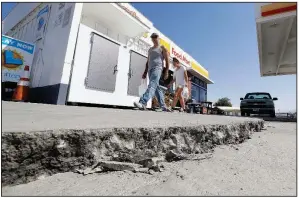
[
  {"x1": 75, "y1": 152, "x2": 213, "y2": 176},
  {"x1": 165, "y1": 150, "x2": 188, "y2": 162},
  {"x1": 76, "y1": 161, "x2": 143, "y2": 175},
  {"x1": 75, "y1": 159, "x2": 161, "y2": 175},
  {"x1": 2, "y1": 102, "x2": 264, "y2": 186}
]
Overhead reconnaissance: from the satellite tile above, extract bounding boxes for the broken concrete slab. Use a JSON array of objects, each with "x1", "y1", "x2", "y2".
[
  {"x1": 137, "y1": 157, "x2": 165, "y2": 168},
  {"x1": 98, "y1": 161, "x2": 142, "y2": 172},
  {"x1": 76, "y1": 166, "x2": 103, "y2": 176},
  {"x1": 1, "y1": 102, "x2": 264, "y2": 186},
  {"x1": 187, "y1": 153, "x2": 213, "y2": 161},
  {"x1": 165, "y1": 150, "x2": 188, "y2": 162},
  {"x1": 76, "y1": 161, "x2": 143, "y2": 175}
]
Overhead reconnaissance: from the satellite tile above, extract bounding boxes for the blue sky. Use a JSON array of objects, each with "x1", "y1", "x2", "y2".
[{"x1": 2, "y1": 3, "x2": 296, "y2": 112}]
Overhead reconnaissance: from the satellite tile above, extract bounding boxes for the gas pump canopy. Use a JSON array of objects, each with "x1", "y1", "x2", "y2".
[{"x1": 255, "y1": 3, "x2": 297, "y2": 76}]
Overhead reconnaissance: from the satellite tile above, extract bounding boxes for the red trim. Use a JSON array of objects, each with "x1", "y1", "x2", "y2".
[
  {"x1": 20, "y1": 78, "x2": 30, "y2": 81},
  {"x1": 262, "y1": 5, "x2": 297, "y2": 17}
]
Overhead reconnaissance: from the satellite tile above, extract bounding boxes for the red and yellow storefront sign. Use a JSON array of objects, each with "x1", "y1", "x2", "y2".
[
  {"x1": 171, "y1": 47, "x2": 190, "y2": 66},
  {"x1": 191, "y1": 61, "x2": 209, "y2": 79},
  {"x1": 261, "y1": 3, "x2": 297, "y2": 17}
]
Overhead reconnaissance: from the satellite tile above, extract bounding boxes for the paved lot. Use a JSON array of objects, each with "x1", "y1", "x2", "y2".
[
  {"x1": 2, "y1": 122, "x2": 296, "y2": 196},
  {"x1": 2, "y1": 101, "x2": 260, "y2": 132}
]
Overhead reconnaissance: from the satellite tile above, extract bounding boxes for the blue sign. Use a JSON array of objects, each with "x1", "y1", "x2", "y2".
[
  {"x1": 2, "y1": 36, "x2": 35, "y2": 54},
  {"x1": 2, "y1": 35, "x2": 35, "y2": 83}
]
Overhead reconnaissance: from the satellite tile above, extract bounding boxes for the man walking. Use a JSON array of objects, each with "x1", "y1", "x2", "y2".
[{"x1": 134, "y1": 33, "x2": 170, "y2": 111}]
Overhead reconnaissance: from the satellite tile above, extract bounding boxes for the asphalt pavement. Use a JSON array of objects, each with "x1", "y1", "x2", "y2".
[{"x1": 2, "y1": 101, "x2": 260, "y2": 132}]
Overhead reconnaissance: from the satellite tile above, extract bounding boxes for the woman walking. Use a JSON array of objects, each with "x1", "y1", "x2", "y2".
[{"x1": 168, "y1": 57, "x2": 189, "y2": 112}]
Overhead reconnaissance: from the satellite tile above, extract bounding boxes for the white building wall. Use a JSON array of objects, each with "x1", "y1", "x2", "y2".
[
  {"x1": 2, "y1": 3, "x2": 40, "y2": 35},
  {"x1": 4, "y1": 3, "x2": 76, "y2": 87},
  {"x1": 80, "y1": 14, "x2": 150, "y2": 57},
  {"x1": 3, "y1": 3, "x2": 79, "y2": 104},
  {"x1": 67, "y1": 23, "x2": 152, "y2": 108},
  {"x1": 3, "y1": 2, "x2": 211, "y2": 106}
]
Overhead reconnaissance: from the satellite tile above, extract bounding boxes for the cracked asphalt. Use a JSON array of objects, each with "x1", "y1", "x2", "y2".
[{"x1": 2, "y1": 122, "x2": 296, "y2": 196}]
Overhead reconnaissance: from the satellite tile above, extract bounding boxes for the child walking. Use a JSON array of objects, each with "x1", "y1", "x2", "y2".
[{"x1": 168, "y1": 57, "x2": 189, "y2": 112}]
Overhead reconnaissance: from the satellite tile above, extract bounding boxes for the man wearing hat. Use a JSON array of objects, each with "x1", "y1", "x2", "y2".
[{"x1": 134, "y1": 33, "x2": 170, "y2": 111}]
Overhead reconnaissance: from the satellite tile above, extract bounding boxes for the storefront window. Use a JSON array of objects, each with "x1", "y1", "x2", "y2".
[
  {"x1": 200, "y1": 87, "x2": 207, "y2": 102},
  {"x1": 191, "y1": 84, "x2": 200, "y2": 102},
  {"x1": 191, "y1": 83, "x2": 207, "y2": 102},
  {"x1": 199, "y1": 80, "x2": 204, "y2": 87}
]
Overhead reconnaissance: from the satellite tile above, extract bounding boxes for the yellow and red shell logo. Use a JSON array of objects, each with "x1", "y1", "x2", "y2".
[{"x1": 1, "y1": 49, "x2": 24, "y2": 71}]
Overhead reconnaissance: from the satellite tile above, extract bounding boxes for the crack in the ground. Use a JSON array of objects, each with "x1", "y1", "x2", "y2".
[{"x1": 2, "y1": 120, "x2": 264, "y2": 186}]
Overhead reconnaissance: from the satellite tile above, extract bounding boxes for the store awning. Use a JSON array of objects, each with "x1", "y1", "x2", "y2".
[
  {"x1": 256, "y1": 3, "x2": 297, "y2": 76},
  {"x1": 82, "y1": 3, "x2": 150, "y2": 39},
  {"x1": 188, "y1": 69, "x2": 214, "y2": 84},
  {"x1": 189, "y1": 62, "x2": 214, "y2": 84}
]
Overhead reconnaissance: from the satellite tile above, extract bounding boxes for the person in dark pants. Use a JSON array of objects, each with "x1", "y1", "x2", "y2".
[{"x1": 134, "y1": 33, "x2": 170, "y2": 111}]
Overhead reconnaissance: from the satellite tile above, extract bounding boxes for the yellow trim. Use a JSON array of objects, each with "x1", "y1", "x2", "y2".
[
  {"x1": 159, "y1": 38, "x2": 170, "y2": 52},
  {"x1": 191, "y1": 61, "x2": 209, "y2": 79}
]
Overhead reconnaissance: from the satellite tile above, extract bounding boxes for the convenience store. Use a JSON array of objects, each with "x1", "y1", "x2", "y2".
[{"x1": 2, "y1": 3, "x2": 214, "y2": 107}]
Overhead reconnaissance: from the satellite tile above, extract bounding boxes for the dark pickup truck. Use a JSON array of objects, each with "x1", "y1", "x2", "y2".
[{"x1": 240, "y1": 92, "x2": 277, "y2": 117}]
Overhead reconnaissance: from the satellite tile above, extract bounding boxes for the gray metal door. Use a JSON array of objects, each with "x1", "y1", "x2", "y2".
[
  {"x1": 127, "y1": 51, "x2": 147, "y2": 96},
  {"x1": 85, "y1": 33, "x2": 119, "y2": 92}
]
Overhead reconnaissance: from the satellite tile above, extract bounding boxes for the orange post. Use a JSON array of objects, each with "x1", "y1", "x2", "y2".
[{"x1": 12, "y1": 65, "x2": 30, "y2": 102}]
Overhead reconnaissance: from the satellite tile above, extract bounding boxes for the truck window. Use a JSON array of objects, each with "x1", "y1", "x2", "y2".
[{"x1": 244, "y1": 93, "x2": 272, "y2": 99}]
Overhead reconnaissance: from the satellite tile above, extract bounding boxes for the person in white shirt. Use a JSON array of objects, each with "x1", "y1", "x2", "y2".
[{"x1": 168, "y1": 57, "x2": 188, "y2": 112}]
